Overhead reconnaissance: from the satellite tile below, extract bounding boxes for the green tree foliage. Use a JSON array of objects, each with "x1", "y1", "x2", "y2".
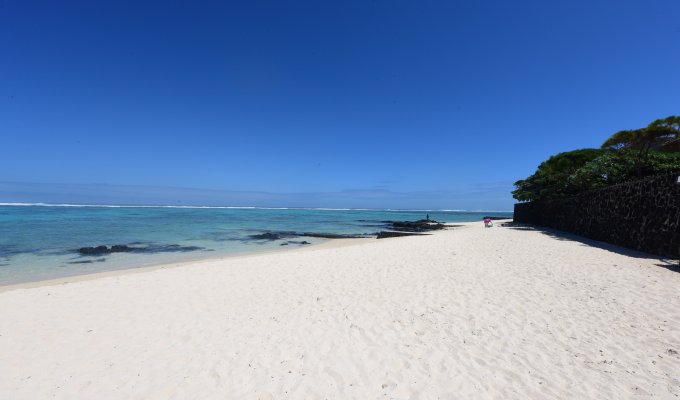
[
  {"x1": 602, "y1": 115, "x2": 680, "y2": 177},
  {"x1": 512, "y1": 149, "x2": 605, "y2": 201},
  {"x1": 570, "y1": 151, "x2": 680, "y2": 190},
  {"x1": 513, "y1": 115, "x2": 680, "y2": 202},
  {"x1": 602, "y1": 116, "x2": 680, "y2": 152},
  {"x1": 648, "y1": 116, "x2": 680, "y2": 151}
]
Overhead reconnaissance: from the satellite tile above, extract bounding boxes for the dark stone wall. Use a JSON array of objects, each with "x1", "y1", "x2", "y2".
[{"x1": 514, "y1": 171, "x2": 680, "y2": 258}]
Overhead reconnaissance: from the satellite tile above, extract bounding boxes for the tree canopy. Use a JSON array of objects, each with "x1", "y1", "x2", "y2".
[
  {"x1": 513, "y1": 116, "x2": 680, "y2": 202},
  {"x1": 648, "y1": 116, "x2": 680, "y2": 152},
  {"x1": 512, "y1": 149, "x2": 605, "y2": 201},
  {"x1": 602, "y1": 116, "x2": 679, "y2": 152}
]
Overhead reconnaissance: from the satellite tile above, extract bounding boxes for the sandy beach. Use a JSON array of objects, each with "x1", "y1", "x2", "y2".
[{"x1": 1, "y1": 221, "x2": 679, "y2": 399}]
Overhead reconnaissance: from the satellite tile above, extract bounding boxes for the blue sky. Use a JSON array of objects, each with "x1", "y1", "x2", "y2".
[{"x1": 1, "y1": 1, "x2": 679, "y2": 209}]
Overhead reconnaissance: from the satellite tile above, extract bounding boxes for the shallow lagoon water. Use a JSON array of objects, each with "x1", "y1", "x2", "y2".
[{"x1": 0, "y1": 205, "x2": 512, "y2": 285}]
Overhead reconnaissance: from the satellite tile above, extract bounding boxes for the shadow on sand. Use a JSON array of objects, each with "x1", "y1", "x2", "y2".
[
  {"x1": 500, "y1": 222, "x2": 679, "y2": 270},
  {"x1": 654, "y1": 259, "x2": 680, "y2": 273}
]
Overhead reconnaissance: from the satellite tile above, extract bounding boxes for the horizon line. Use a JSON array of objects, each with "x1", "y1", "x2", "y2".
[{"x1": 0, "y1": 202, "x2": 514, "y2": 213}]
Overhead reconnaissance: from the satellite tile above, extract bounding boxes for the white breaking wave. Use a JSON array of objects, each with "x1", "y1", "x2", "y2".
[
  {"x1": 0, "y1": 202, "x2": 371, "y2": 211},
  {"x1": 0, "y1": 202, "x2": 513, "y2": 213}
]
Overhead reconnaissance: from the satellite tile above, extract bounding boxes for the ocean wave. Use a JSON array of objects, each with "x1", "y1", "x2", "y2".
[
  {"x1": 0, "y1": 203, "x2": 373, "y2": 211},
  {"x1": 0, "y1": 203, "x2": 278, "y2": 209}
]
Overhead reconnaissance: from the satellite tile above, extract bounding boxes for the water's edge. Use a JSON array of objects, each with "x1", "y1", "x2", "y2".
[{"x1": 0, "y1": 205, "x2": 512, "y2": 286}]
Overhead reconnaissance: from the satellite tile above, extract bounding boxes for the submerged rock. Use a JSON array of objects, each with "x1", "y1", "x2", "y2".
[
  {"x1": 142, "y1": 244, "x2": 204, "y2": 253},
  {"x1": 77, "y1": 243, "x2": 204, "y2": 256},
  {"x1": 286, "y1": 240, "x2": 312, "y2": 245},
  {"x1": 68, "y1": 258, "x2": 106, "y2": 264},
  {"x1": 388, "y1": 219, "x2": 445, "y2": 232},
  {"x1": 249, "y1": 231, "x2": 368, "y2": 241},
  {"x1": 376, "y1": 231, "x2": 429, "y2": 239},
  {"x1": 78, "y1": 245, "x2": 110, "y2": 255},
  {"x1": 301, "y1": 232, "x2": 368, "y2": 239},
  {"x1": 249, "y1": 222, "x2": 442, "y2": 243},
  {"x1": 249, "y1": 232, "x2": 283, "y2": 240},
  {"x1": 110, "y1": 244, "x2": 133, "y2": 252}
]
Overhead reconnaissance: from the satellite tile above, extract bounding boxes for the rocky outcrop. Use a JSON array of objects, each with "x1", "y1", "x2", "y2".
[
  {"x1": 250, "y1": 232, "x2": 369, "y2": 241},
  {"x1": 249, "y1": 219, "x2": 447, "y2": 243},
  {"x1": 375, "y1": 219, "x2": 446, "y2": 239},
  {"x1": 387, "y1": 219, "x2": 446, "y2": 232}
]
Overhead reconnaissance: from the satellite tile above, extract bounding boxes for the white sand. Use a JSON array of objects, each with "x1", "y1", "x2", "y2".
[{"x1": 1, "y1": 222, "x2": 679, "y2": 399}]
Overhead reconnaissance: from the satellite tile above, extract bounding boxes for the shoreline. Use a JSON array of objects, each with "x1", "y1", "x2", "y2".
[
  {"x1": 0, "y1": 233, "x2": 381, "y2": 293},
  {"x1": 1, "y1": 206, "x2": 497, "y2": 289},
  {"x1": 0, "y1": 217, "x2": 473, "y2": 292}
]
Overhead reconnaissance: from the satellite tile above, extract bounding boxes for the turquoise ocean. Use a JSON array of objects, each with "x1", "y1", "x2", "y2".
[{"x1": 0, "y1": 204, "x2": 512, "y2": 285}]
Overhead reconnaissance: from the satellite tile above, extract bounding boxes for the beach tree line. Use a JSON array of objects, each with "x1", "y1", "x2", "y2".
[{"x1": 512, "y1": 116, "x2": 680, "y2": 202}]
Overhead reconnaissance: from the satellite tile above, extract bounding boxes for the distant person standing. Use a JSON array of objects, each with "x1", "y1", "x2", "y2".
[
  {"x1": 426, "y1": 214, "x2": 430, "y2": 221},
  {"x1": 483, "y1": 217, "x2": 493, "y2": 228}
]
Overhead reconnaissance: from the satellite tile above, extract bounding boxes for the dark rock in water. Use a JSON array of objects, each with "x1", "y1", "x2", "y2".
[
  {"x1": 286, "y1": 240, "x2": 312, "y2": 245},
  {"x1": 78, "y1": 244, "x2": 135, "y2": 255},
  {"x1": 248, "y1": 232, "x2": 298, "y2": 240},
  {"x1": 280, "y1": 242, "x2": 289, "y2": 246},
  {"x1": 43, "y1": 249, "x2": 75, "y2": 256},
  {"x1": 301, "y1": 232, "x2": 368, "y2": 239},
  {"x1": 137, "y1": 244, "x2": 204, "y2": 253},
  {"x1": 389, "y1": 220, "x2": 445, "y2": 232},
  {"x1": 483, "y1": 216, "x2": 511, "y2": 220},
  {"x1": 78, "y1": 245, "x2": 110, "y2": 255},
  {"x1": 78, "y1": 243, "x2": 204, "y2": 256},
  {"x1": 0, "y1": 245, "x2": 29, "y2": 258},
  {"x1": 250, "y1": 232, "x2": 282, "y2": 240},
  {"x1": 110, "y1": 244, "x2": 132, "y2": 252},
  {"x1": 377, "y1": 231, "x2": 429, "y2": 239},
  {"x1": 250, "y1": 231, "x2": 368, "y2": 241},
  {"x1": 68, "y1": 258, "x2": 106, "y2": 264},
  {"x1": 373, "y1": 219, "x2": 447, "y2": 238}
]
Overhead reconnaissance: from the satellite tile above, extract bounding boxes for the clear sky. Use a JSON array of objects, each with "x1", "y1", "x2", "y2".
[{"x1": 1, "y1": 1, "x2": 679, "y2": 210}]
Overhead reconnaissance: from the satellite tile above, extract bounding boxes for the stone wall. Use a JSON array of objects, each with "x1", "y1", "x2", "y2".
[{"x1": 514, "y1": 171, "x2": 680, "y2": 258}]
